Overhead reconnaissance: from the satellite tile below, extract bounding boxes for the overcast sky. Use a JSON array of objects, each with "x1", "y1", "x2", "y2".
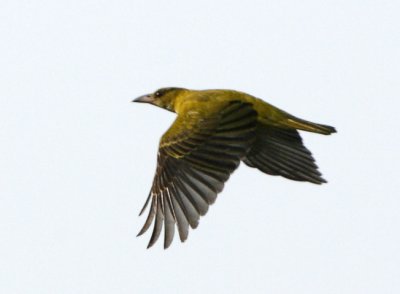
[{"x1": 1, "y1": 0, "x2": 399, "y2": 293}]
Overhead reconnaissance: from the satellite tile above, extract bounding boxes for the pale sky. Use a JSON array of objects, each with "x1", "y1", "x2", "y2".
[{"x1": 1, "y1": 0, "x2": 399, "y2": 293}]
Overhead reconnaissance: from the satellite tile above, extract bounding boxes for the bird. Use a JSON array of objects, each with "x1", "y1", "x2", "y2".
[{"x1": 133, "y1": 87, "x2": 336, "y2": 249}]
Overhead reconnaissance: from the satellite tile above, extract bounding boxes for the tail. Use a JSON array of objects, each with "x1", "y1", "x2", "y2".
[
  {"x1": 255, "y1": 98, "x2": 336, "y2": 135},
  {"x1": 283, "y1": 115, "x2": 336, "y2": 135}
]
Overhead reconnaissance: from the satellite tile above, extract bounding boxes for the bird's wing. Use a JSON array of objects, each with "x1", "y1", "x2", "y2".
[
  {"x1": 138, "y1": 101, "x2": 257, "y2": 248},
  {"x1": 243, "y1": 124, "x2": 327, "y2": 184}
]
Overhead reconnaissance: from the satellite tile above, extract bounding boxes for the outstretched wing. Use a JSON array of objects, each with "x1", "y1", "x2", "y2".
[
  {"x1": 243, "y1": 125, "x2": 327, "y2": 184},
  {"x1": 138, "y1": 101, "x2": 257, "y2": 248}
]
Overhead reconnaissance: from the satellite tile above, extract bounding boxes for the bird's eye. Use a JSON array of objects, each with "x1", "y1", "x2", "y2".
[{"x1": 154, "y1": 91, "x2": 161, "y2": 98}]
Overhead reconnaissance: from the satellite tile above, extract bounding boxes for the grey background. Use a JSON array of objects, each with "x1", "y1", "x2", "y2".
[{"x1": 1, "y1": 0, "x2": 399, "y2": 293}]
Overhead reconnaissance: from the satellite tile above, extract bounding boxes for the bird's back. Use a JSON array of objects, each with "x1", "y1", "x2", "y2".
[{"x1": 175, "y1": 89, "x2": 335, "y2": 135}]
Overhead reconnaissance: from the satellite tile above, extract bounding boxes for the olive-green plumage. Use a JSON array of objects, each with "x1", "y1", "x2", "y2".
[{"x1": 133, "y1": 87, "x2": 336, "y2": 249}]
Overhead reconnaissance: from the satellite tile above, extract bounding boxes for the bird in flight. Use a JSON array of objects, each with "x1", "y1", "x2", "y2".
[{"x1": 133, "y1": 87, "x2": 336, "y2": 249}]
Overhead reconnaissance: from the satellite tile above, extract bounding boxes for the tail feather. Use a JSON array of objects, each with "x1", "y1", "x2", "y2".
[{"x1": 284, "y1": 116, "x2": 336, "y2": 135}]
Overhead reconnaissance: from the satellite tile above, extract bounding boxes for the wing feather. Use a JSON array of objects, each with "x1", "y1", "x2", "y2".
[
  {"x1": 243, "y1": 125, "x2": 327, "y2": 184},
  {"x1": 138, "y1": 101, "x2": 257, "y2": 248}
]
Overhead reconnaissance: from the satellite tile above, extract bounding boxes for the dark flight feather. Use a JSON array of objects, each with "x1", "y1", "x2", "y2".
[
  {"x1": 243, "y1": 125, "x2": 326, "y2": 184},
  {"x1": 138, "y1": 102, "x2": 257, "y2": 248}
]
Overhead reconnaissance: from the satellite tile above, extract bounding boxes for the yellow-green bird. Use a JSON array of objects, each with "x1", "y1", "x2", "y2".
[{"x1": 133, "y1": 87, "x2": 336, "y2": 249}]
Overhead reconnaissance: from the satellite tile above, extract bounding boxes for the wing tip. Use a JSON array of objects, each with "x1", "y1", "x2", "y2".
[
  {"x1": 136, "y1": 230, "x2": 145, "y2": 237},
  {"x1": 314, "y1": 178, "x2": 328, "y2": 185},
  {"x1": 163, "y1": 241, "x2": 172, "y2": 250}
]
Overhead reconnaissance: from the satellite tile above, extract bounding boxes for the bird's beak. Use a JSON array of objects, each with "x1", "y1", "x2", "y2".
[{"x1": 132, "y1": 94, "x2": 154, "y2": 104}]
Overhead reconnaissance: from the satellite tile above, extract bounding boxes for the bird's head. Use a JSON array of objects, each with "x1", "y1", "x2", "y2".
[{"x1": 133, "y1": 87, "x2": 186, "y2": 112}]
